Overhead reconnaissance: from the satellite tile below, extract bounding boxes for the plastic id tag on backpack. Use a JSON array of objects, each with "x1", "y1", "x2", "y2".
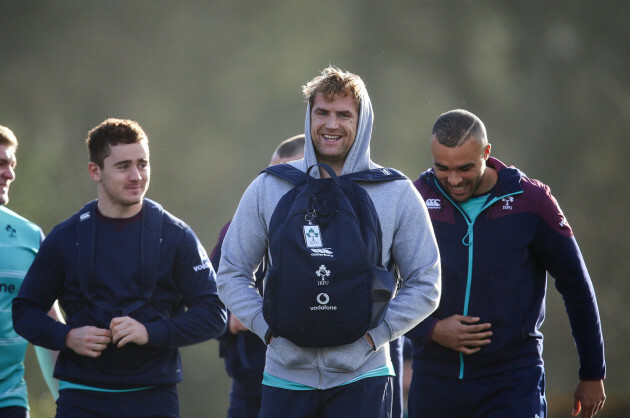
[{"x1": 303, "y1": 225, "x2": 323, "y2": 248}]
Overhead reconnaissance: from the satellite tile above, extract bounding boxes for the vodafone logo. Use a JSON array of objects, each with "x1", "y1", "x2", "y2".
[
  {"x1": 193, "y1": 260, "x2": 211, "y2": 272},
  {"x1": 310, "y1": 292, "x2": 338, "y2": 311},
  {"x1": 425, "y1": 198, "x2": 441, "y2": 209},
  {"x1": 316, "y1": 293, "x2": 330, "y2": 305}
]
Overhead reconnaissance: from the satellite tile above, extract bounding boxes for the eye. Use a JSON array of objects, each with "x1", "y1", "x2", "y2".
[{"x1": 0, "y1": 159, "x2": 15, "y2": 168}]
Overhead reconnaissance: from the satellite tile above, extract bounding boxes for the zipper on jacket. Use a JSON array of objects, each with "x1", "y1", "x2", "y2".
[{"x1": 430, "y1": 176, "x2": 523, "y2": 379}]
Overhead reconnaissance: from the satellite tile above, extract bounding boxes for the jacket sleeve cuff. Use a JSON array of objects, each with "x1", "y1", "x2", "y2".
[
  {"x1": 579, "y1": 367, "x2": 606, "y2": 381},
  {"x1": 426, "y1": 319, "x2": 439, "y2": 344},
  {"x1": 368, "y1": 321, "x2": 393, "y2": 350},
  {"x1": 144, "y1": 320, "x2": 170, "y2": 347},
  {"x1": 250, "y1": 311, "x2": 268, "y2": 343},
  {"x1": 579, "y1": 376, "x2": 606, "y2": 381},
  {"x1": 52, "y1": 323, "x2": 73, "y2": 351},
  {"x1": 405, "y1": 317, "x2": 438, "y2": 345}
]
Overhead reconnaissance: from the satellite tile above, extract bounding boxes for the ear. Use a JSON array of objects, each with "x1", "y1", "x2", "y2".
[
  {"x1": 88, "y1": 162, "x2": 102, "y2": 182},
  {"x1": 483, "y1": 143, "x2": 491, "y2": 159}
]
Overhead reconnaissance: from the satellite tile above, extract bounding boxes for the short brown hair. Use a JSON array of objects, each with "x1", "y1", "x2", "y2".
[
  {"x1": 302, "y1": 66, "x2": 365, "y2": 110},
  {"x1": 86, "y1": 118, "x2": 148, "y2": 167},
  {"x1": 0, "y1": 125, "x2": 18, "y2": 149}
]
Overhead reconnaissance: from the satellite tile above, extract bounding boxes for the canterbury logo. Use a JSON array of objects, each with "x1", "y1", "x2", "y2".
[
  {"x1": 425, "y1": 199, "x2": 441, "y2": 209},
  {"x1": 310, "y1": 248, "x2": 333, "y2": 257},
  {"x1": 80, "y1": 212, "x2": 91, "y2": 221},
  {"x1": 380, "y1": 168, "x2": 392, "y2": 175}
]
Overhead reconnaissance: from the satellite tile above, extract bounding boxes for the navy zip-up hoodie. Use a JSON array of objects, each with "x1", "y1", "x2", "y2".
[
  {"x1": 409, "y1": 157, "x2": 605, "y2": 381},
  {"x1": 12, "y1": 199, "x2": 227, "y2": 389}
]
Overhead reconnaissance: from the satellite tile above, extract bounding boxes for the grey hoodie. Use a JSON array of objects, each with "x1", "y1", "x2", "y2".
[{"x1": 216, "y1": 87, "x2": 441, "y2": 389}]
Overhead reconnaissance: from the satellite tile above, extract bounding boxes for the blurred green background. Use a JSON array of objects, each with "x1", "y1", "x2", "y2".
[{"x1": 2, "y1": 1, "x2": 628, "y2": 416}]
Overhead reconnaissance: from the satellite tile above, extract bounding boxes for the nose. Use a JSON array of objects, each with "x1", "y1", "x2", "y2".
[
  {"x1": 326, "y1": 115, "x2": 339, "y2": 130},
  {"x1": 1, "y1": 165, "x2": 15, "y2": 181},
  {"x1": 129, "y1": 166, "x2": 142, "y2": 181},
  {"x1": 447, "y1": 172, "x2": 461, "y2": 186}
]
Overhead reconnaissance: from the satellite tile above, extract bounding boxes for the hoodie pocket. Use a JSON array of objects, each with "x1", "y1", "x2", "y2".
[
  {"x1": 320, "y1": 337, "x2": 373, "y2": 372},
  {"x1": 267, "y1": 336, "x2": 317, "y2": 369}
]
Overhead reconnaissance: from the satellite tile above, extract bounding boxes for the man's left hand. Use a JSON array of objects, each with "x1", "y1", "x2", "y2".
[
  {"x1": 365, "y1": 333, "x2": 375, "y2": 349},
  {"x1": 110, "y1": 316, "x2": 149, "y2": 348},
  {"x1": 573, "y1": 379, "x2": 605, "y2": 417}
]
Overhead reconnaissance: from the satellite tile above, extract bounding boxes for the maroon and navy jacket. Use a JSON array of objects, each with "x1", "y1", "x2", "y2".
[{"x1": 408, "y1": 157, "x2": 605, "y2": 381}]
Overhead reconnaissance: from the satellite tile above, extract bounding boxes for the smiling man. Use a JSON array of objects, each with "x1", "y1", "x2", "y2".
[
  {"x1": 309, "y1": 92, "x2": 357, "y2": 175},
  {"x1": 408, "y1": 109, "x2": 606, "y2": 418},
  {"x1": 217, "y1": 67, "x2": 441, "y2": 417},
  {"x1": 12, "y1": 118, "x2": 227, "y2": 417}
]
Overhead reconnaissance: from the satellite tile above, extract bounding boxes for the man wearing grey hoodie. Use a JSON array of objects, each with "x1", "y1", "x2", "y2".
[{"x1": 216, "y1": 66, "x2": 441, "y2": 417}]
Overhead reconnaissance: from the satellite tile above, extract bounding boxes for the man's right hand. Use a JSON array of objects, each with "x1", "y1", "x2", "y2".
[
  {"x1": 431, "y1": 315, "x2": 492, "y2": 355},
  {"x1": 65, "y1": 326, "x2": 112, "y2": 358},
  {"x1": 228, "y1": 314, "x2": 248, "y2": 335}
]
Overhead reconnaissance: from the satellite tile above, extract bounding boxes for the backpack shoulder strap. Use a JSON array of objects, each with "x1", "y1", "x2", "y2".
[
  {"x1": 262, "y1": 164, "x2": 308, "y2": 186},
  {"x1": 77, "y1": 200, "x2": 98, "y2": 302},
  {"x1": 343, "y1": 167, "x2": 407, "y2": 183},
  {"x1": 134, "y1": 198, "x2": 164, "y2": 314}
]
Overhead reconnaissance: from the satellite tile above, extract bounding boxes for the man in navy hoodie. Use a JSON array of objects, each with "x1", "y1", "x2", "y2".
[
  {"x1": 12, "y1": 118, "x2": 227, "y2": 417},
  {"x1": 409, "y1": 109, "x2": 606, "y2": 418}
]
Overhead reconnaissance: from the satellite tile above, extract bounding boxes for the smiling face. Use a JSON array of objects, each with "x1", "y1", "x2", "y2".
[
  {"x1": 0, "y1": 144, "x2": 16, "y2": 206},
  {"x1": 431, "y1": 135, "x2": 495, "y2": 203},
  {"x1": 310, "y1": 92, "x2": 358, "y2": 175},
  {"x1": 89, "y1": 140, "x2": 150, "y2": 218}
]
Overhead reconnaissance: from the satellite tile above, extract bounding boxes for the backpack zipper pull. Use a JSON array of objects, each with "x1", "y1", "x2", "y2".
[{"x1": 305, "y1": 196, "x2": 319, "y2": 225}]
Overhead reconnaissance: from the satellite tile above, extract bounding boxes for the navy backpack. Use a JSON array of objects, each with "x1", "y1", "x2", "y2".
[{"x1": 262, "y1": 163, "x2": 405, "y2": 348}]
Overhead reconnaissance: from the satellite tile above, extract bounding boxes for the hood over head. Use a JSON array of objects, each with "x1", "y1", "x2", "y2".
[{"x1": 303, "y1": 84, "x2": 375, "y2": 178}]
